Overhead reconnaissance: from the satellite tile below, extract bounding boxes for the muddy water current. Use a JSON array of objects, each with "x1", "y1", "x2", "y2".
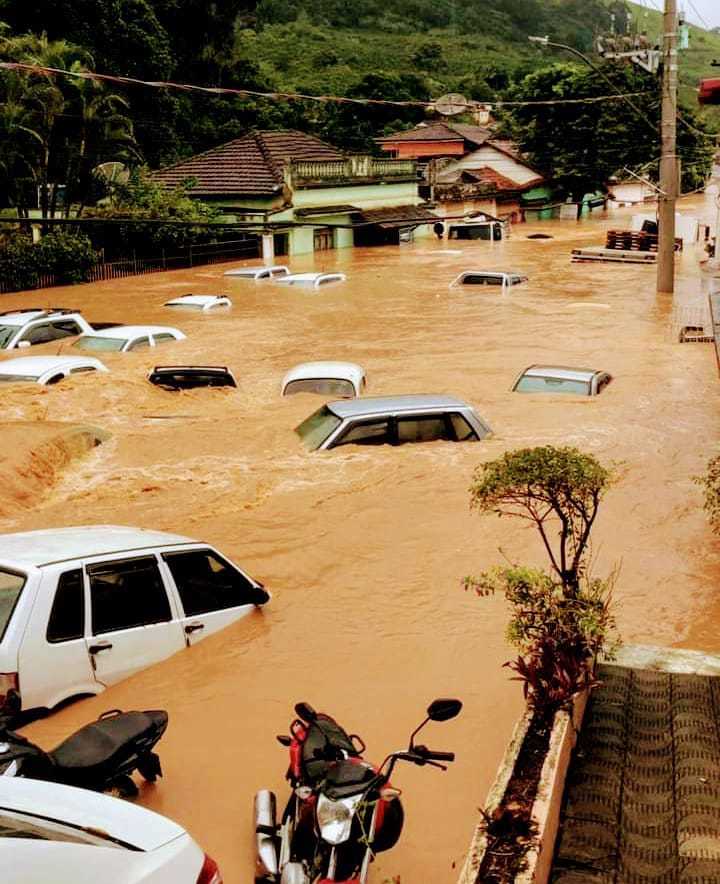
[{"x1": 2, "y1": 198, "x2": 720, "y2": 881}]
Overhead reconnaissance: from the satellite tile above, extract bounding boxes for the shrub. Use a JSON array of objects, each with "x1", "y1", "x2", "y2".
[
  {"x1": 695, "y1": 454, "x2": 720, "y2": 532},
  {"x1": 0, "y1": 231, "x2": 98, "y2": 292}
]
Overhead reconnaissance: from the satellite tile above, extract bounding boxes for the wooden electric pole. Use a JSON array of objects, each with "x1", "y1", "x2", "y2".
[{"x1": 657, "y1": 0, "x2": 678, "y2": 295}]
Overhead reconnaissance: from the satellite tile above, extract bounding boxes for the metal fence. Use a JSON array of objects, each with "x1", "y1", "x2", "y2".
[{"x1": 0, "y1": 236, "x2": 261, "y2": 294}]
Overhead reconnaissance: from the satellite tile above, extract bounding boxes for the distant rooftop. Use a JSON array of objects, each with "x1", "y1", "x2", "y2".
[
  {"x1": 377, "y1": 122, "x2": 493, "y2": 147},
  {"x1": 152, "y1": 130, "x2": 343, "y2": 197}
]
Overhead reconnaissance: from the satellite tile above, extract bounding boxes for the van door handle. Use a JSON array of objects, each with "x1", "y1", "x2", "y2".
[
  {"x1": 89, "y1": 641, "x2": 113, "y2": 654},
  {"x1": 185, "y1": 623, "x2": 204, "y2": 634}
]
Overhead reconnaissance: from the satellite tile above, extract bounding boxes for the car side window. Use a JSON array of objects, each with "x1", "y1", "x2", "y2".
[
  {"x1": 69, "y1": 366, "x2": 96, "y2": 374},
  {"x1": 163, "y1": 549, "x2": 256, "y2": 616},
  {"x1": 87, "y1": 556, "x2": 171, "y2": 635},
  {"x1": 127, "y1": 336, "x2": 150, "y2": 351},
  {"x1": 153, "y1": 334, "x2": 177, "y2": 344},
  {"x1": 48, "y1": 320, "x2": 81, "y2": 339},
  {"x1": 449, "y1": 413, "x2": 478, "y2": 441},
  {"x1": 21, "y1": 324, "x2": 54, "y2": 345},
  {"x1": 396, "y1": 415, "x2": 451, "y2": 444},
  {"x1": 47, "y1": 569, "x2": 85, "y2": 643},
  {"x1": 333, "y1": 419, "x2": 392, "y2": 447}
]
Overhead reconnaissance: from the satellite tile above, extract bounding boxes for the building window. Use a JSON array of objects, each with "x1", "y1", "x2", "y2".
[{"x1": 313, "y1": 227, "x2": 334, "y2": 251}]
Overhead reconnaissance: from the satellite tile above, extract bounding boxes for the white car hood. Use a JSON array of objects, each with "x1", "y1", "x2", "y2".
[{"x1": 0, "y1": 776, "x2": 185, "y2": 851}]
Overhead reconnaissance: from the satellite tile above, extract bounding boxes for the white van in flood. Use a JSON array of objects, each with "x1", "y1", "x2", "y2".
[{"x1": 0, "y1": 526, "x2": 270, "y2": 715}]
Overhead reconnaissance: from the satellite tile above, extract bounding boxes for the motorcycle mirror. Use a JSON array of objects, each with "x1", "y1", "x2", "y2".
[
  {"x1": 294, "y1": 702, "x2": 317, "y2": 723},
  {"x1": 427, "y1": 698, "x2": 463, "y2": 722}
]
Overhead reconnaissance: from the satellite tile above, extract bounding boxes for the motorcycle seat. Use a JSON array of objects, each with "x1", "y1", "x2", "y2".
[{"x1": 50, "y1": 710, "x2": 167, "y2": 779}]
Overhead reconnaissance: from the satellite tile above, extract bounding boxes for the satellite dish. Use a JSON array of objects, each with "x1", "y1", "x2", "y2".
[
  {"x1": 94, "y1": 162, "x2": 130, "y2": 184},
  {"x1": 433, "y1": 93, "x2": 470, "y2": 116}
]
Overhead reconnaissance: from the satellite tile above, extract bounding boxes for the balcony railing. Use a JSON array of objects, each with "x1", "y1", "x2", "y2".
[{"x1": 288, "y1": 156, "x2": 417, "y2": 186}]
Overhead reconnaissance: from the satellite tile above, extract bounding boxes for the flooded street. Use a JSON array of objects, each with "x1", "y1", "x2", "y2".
[{"x1": 2, "y1": 198, "x2": 720, "y2": 881}]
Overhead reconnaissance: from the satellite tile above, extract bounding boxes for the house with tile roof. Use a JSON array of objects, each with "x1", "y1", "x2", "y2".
[
  {"x1": 152, "y1": 130, "x2": 437, "y2": 256},
  {"x1": 377, "y1": 122, "x2": 551, "y2": 226}
]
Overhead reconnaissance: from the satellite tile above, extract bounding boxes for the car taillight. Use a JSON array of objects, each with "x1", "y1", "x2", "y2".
[
  {"x1": 196, "y1": 853, "x2": 222, "y2": 884},
  {"x1": 0, "y1": 673, "x2": 19, "y2": 711}
]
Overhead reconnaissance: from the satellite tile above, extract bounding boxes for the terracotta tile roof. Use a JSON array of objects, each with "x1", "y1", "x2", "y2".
[
  {"x1": 358, "y1": 204, "x2": 439, "y2": 228},
  {"x1": 151, "y1": 130, "x2": 343, "y2": 197},
  {"x1": 377, "y1": 122, "x2": 492, "y2": 147},
  {"x1": 295, "y1": 204, "x2": 359, "y2": 216}
]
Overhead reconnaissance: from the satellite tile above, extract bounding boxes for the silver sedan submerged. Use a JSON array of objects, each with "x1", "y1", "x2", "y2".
[
  {"x1": 512, "y1": 365, "x2": 612, "y2": 396},
  {"x1": 295, "y1": 394, "x2": 491, "y2": 451}
]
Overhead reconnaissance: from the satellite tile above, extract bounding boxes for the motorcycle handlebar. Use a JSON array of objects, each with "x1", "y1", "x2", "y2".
[{"x1": 415, "y1": 746, "x2": 455, "y2": 763}]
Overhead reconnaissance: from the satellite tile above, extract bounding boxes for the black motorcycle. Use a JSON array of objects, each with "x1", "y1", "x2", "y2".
[{"x1": 0, "y1": 708, "x2": 168, "y2": 797}]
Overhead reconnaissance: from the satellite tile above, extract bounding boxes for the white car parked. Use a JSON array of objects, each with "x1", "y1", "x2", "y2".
[
  {"x1": 0, "y1": 308, "x2": 94, "y2": 350},
  {"x1": 449, "y1": 271, "x2": 528, "y2": 290},
  {"x1": 73, "y1": 326, "x2": 186, "y2": 353},
  {"x1": 0, "y1": 526, "x2": 270, "y2": 714},
  {"x1": 0, "y1": 355, "x2": 108, "y2": 385},
  {"x1": 276, "y1": 272, "x2": 346, "y2": 288},
  {"x1": 281, "y1": 362, "x2": 365, "y2": 398},
  {"x1": 0, "y1": 776, "x2": 222, "y2": 884},
  {"x1": 223, "y1": 265, "x2": 289, "y2": 280},
  {"x1": 163, "y1": 294, "x2": 231, "y2": 311}
]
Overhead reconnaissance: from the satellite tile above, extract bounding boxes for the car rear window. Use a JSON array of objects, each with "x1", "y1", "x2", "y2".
[
  {"x1": 0, "y1": 570, "x2": 25, "y2": 642},
  {"x1": 461, "y1": 274, "x2": 504, "y2": 285},
  {"x1": 515, "y1": 376, "x2": 590, "y2": 395},
  {"x1": 295, "y1": 406, "x2": 342, "y2": 450}
]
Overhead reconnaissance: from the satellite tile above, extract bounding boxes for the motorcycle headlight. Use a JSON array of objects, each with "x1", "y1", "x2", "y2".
[{"x1": 316, "y1": 793, "x2": 363, "y2": 845}]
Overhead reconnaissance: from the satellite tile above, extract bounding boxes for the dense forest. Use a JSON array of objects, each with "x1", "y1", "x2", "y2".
[{"x1": 0, "y1": 0, "x2": 716, "y2": 217}]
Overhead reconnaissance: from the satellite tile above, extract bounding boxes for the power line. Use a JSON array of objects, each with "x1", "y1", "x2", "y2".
[
  {"x1": 0, "y1": 60, "x2": 653, "y2": 110},
  {"x1": 686, "y1": 0, "x2": 711, "y2": 31}
]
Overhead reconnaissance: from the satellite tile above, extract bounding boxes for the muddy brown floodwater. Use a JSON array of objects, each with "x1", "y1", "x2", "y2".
[{"x1": 2, "y1": 196, "x2": 720, "y2": 882}]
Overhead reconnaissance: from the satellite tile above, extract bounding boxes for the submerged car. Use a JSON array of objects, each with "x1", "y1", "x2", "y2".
[
  {"x1": 0, "y1": 308, "x2": 94, "y2": 350},
  {"x1": 0, "y1": 355, "x2": 108, "y2": 385},
  {"x1": 73, "y1": 326, "x2": 186, "y2": 353},
  {"x1": 449, "y1": 271, "x2": 528, "y2": 289},
  {"x1": 0, "y1": 525, "x2": 270, "y2": 714},
  {"x1": 148, "y1": 365, "x2": 237, "y2": 390},
  {"x1": 276, "y1": 272, "x2": 346, "y2": 289},
  {"x1": 0, "y1": 777, "x2": 222, "y2": 884},
  {"x1": 512, "y1": 365, "x2": 613, "y2": 396},
  {"x1": 281, "y1": 361, "x2": 365, "y2": 398},
  {"x1": 223, "y1": 265, "x2": 289, "y2": 280},
  {"x1": 295, "y1": 395, "x2": 491, "y2": 451},
  {"x1": 163, "y1": 294, "x2": 231, "y2": 311}
]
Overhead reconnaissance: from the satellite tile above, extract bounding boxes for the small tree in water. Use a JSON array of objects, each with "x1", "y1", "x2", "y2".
[
  {"x1": 695, "y1": 453, "x2": 720, "y2": 533},
  {"x1": 464, "y1": 446, "x2": 618, "y2": 711}
]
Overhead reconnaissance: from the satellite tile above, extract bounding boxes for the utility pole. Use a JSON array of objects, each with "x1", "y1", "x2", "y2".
[{"x1": 657, "y1": 0, "x2": 678, "y2": 295}]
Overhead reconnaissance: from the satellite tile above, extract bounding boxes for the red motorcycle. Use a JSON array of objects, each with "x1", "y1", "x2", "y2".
[{"x1": 254, "y1": 698, "x2": 461, "y2": 883}]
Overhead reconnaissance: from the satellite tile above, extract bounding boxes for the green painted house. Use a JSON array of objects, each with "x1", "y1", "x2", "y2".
[{"x1": 152, "y1": 130, "x2": 437, "y2": 257}]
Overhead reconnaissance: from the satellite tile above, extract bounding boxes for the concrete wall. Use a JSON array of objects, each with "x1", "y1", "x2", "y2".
[{"x1": 292, "y1": 182, "x2": 422, "y2": 211}]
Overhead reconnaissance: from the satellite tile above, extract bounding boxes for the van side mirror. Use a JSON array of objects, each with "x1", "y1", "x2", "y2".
[{"x1": 427, "y1": 698, "x2": 463, "y2": 722}]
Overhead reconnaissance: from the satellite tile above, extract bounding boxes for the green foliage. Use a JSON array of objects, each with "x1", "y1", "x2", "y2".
[
  {"x1": 412, "y1": 42, "x2": 446, "y2": 72},
  {"x1": 695, "y1": 454, "x2": 720, "y2": 533},
  {"x1": 465, "y1": 447, "x2": 618, "y2": 711},
  {"x1": 0, "y1": 231, "x2": 98, "y2": 290},
  {"x1": 469, "y1": 445, "x2": 615, "y2": 592}
]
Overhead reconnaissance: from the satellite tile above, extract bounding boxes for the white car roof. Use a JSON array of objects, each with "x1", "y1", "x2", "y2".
[
  {"x1": 282, "y1": 361, "x2": 365, "y2": 388},
  {"x1": 0, "y1": 776, "x2": 185, "y2": 852},
  {"x1": 80, "y1": 326, "x2": 186, "y2": 339},
  {"x1": 452, "y1": 270, "x2": 527, "y2": 283},
  {"x1": 522, "y1": 365, "x2": 600, "y2": 382},
  {"x1": 327, "y1": 394, "x2": 471, "y2": 419},
  {"x1": 276, "y1": 272, "x2": 346, "y2": 286},
  {"x1": 0, "y1": 525, "x2": 198, "y2": 567},
  {"x1": 224, "y1": 264, "x2": 289, "y2": 278},
  {"x1": 0, "y1": 309, "x2": 82, "y2": 326},
  {"x1": 0, "y1": 356, "x2": 108, "y2": 377},
  {"x1": 163, "y1": 295, "x2": 230, "y2": 308}
]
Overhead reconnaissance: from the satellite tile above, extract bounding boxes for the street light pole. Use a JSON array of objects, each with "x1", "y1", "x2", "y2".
[{"x1": 657, "y1": 0, "x2": 679, "y2": 295}]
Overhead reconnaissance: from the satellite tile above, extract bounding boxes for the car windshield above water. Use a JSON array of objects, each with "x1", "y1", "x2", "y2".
[
  {"x1": 513, "y1": 365, "x2": 612, "y2": 396},
  {"x1": 223, "y1": 265, "x2": 290, "y2": 279},
  {"x1": 281, "y1": 362, "x2": 365, "y2": 398},
  {"x1": 148, "y1": 365, "x2": 237, "y2": 390},
  {"x1": 449, "y1": 271, "x2": 528, "y2": 288},
  {"x1": 296, "y1": 395, "x2": 491, "y2": 451}
]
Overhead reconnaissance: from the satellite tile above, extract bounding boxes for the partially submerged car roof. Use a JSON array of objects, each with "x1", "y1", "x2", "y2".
[
  {"x1": 282, "y1": 361, "x2": 364, "y2": 387},
  {"x1": 0, "y1": 525, "x2": 198, "y2": 568},
  {"x1": 327, "y1": 394, "x2": 472, "y2": 419},
  {"x1": 521, "y1": 365, "x2": 601, "y2": 382},
  {"x1": 0, "y1": 307, "x2": 81, "y2": 325},
  {"x1": 163, "y1": 294, "x2": 231, "y2": 309},
  {"x1": 148, "y1": 364, "x2": 237, "y2": 389},
  {"x1": 223, "y1": 264, "x2": 289, "y2": 279},
  {"x1": 276, "y1": 272, "x2": 346, "y2": 287},
  {"x1": 79, "y1": 325, "x2": 186, "y2": 339},
  {"x1": 450, "y1": 271, "x2": 528, "y2": 287},
  {"x1": 0, "y1": 355, "x2": 108, "y2": 377}
]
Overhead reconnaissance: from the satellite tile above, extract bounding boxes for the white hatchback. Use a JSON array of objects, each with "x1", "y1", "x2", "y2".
[
  {"x1": 0, "y1": 526, "x2": 270, "y2": 714},
  {"x1": 0, "y1": 776, "x2": 222, "y2": 884}
]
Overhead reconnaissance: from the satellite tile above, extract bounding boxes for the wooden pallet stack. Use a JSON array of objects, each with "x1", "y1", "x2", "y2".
[{"x1": 605, "y1": 230, "x2": 682, "y2": 252}]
